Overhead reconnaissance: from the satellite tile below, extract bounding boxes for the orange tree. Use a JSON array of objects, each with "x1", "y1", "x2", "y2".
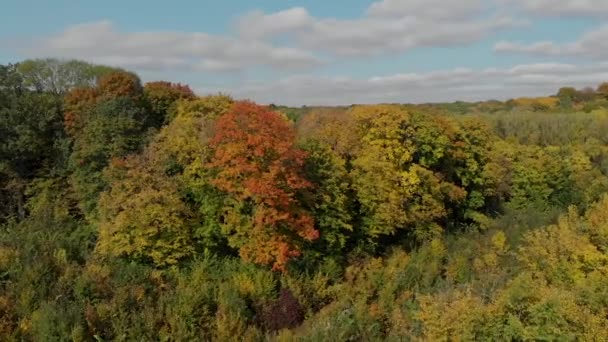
[{"x1": 207, "y1": 101, "x2": 318, "y2": 271}]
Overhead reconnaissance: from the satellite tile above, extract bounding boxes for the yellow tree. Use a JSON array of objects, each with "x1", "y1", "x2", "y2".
[
  {"x1": 96, "y1": 95, "x2": 234, "y2": 266},
  {"x1": 96, "y1": 154, "x2": 195, "y2": 266},
  {"x1": 350, "y1": 105, "x2": 469, "y2": 240}
]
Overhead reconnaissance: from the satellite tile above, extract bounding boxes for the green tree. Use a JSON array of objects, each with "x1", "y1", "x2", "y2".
[
  {"x1": 300, "y1": 140, "x2": 353, "y2": 255},
  {"x1": 557, "y1": 87, "x2": 576, "y2": 109},
  {"x1": 17, "y1": 58, "x2": 121, "y2": 94},
  {"x1": 69, "y1": 97, "x2": 150, "y2": 216},
  {"x1": 0, "y1": 64, "x2": 67, "y2": 220}
]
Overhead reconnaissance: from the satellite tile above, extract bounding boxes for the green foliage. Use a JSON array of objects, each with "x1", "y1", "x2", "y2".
[
  {"x1": 269, "y1": 104, "x2": 313, "y2": 122},
  {"x1": 557, "y1": 86, "x2": 576, "y2": 109},
  {"x1": 0, "y1": 64, "x2": 67, "y2": 222},
  {"x1": 299, "y1": 140, "x2": 353, "y2": 255},
  {"x1": 282, "y1": 198, "x2": 608, "y2": 341},
  {"x1": 488, "y1": 110, "x2": 608, "y2": 146},
  {"x1": 0, "y1": 92, "x2": 64, "y2": 178},
  {"x1": 95, "y1": 95, "x2": 234, "y2": 266},
  {"x1": 69, "y1": 97, "x2": 152, "y2": 216},
  {"x1": 349, "y1": 105, "x2": 496, "y2": 243},
  {"x1": 17, "y1": 58, "x2": 122, "y2": 94}
]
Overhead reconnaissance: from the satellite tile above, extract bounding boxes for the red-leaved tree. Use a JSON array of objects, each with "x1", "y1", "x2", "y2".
[{"x1": 208, "y1": 101, "x2": 318, "y2": 271}]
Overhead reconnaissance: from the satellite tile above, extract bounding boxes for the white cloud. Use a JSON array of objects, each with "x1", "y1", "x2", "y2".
[
  {"x1": 495, "y1": 25, "x2": 608, "y2": 58},
  {"x1": 495, "y1": 41, "x2": 564, "y2": 55},
  {"x1": 367, "y1": 0, "x2": 486, "y2": 19},
  {"x1": 236, "y1": 0, "x2": 518, "y2": 57},
  {"x1": 21, "y1": 20, "x2": 323, "y2": 72},
  {"x1": 299, "y1": 16, "x2": 516, "y2": 56},
  {"x1": 10, "y1": 0, "x2": 602, "y2": 100},
  {"x1": 236, "y1": 7, "x2": 313, "y2": 38},
  {"x1": 16, "y1": 0, "x2": 520, "y2": 73},
  {"x1": 205, "y1": 63, "x2": 608, "y2": 106},
  {"x1": 505, "y1": 0, "x2": 608, "y2": 16}
]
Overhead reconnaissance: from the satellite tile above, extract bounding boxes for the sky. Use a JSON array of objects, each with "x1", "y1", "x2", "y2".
[{"x1": 1, "y1": 0, "x2": 607, "y2": 106}]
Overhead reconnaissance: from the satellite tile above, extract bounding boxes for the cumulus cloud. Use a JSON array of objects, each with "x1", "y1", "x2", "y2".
[
  {"x1": 505, "y1": 0, "x2": 608, "y2": 17},
  {"x1": 495, "y1": 25, "x2": 608, "y2": 59},
  {"x1": 9, "y1": 0, "x2": 603, "y2": 98},
  {"x1": 236, "y1": 0, "x2": 518, "y2": 56},
  {"x1": 15, "y1": 0, "x2": 522, "y2": 72},
  {"x1": 236, "y1": 7, "x2": 313, "y2": 38},
  {"x1": 20, "y1": 20, "x2": 323, "y2": 72},
  {"x1": 207, "y1": 63, "x2": 608, "y2": 106},
  {"x1": 298, "y1": 16, "x2": 516, "y2": 56}
]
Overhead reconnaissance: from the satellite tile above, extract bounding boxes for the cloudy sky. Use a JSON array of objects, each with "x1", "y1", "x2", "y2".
[{"x1": 1, "y1": 0, "x2": 607, "y2": 105}]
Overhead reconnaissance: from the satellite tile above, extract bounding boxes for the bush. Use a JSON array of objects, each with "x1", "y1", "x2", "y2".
[{"x1": 258, "y1": 289, "x2": 305, "y2": 332}]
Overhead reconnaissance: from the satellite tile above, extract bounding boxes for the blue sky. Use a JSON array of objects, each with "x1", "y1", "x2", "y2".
[{"x1": 1, "y1": 0, "x2": 607, "y2": 105}]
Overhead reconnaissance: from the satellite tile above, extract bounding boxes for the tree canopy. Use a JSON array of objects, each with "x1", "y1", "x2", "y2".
[{"x1": 2, "y1": 59, "x2": 608, "y2": 340}]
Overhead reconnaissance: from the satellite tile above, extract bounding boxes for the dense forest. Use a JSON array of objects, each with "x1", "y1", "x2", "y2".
[{"x1": 1, "y1": 58, "x2": 608, "y2": 341}]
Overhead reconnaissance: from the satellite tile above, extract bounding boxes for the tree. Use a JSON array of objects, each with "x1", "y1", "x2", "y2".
[
  {"x1": 300, "y1": 140, "x2": 353, "y2": 255},
  {"x1": 557, "y1": 87, "x2": 576, "y2": 109},
  {"x1": 349, "y1": 105, "x2": 422, "y2": 238},
  {"x1": 207, "y1": 101, "x2": 318, "y2": 271},
  {"x1": 96, "y1": 95, "x2": 236, "y2": 266},
  {"x1": 97, "y1": 71, "x2": 143, "y2": 100},
  {"x1": 0, "y1": 92, "x2": 64, "y2": 179},
  {"x1": 597, "y1": 82, "x2": 608, "y2": 100},
  {"x1": 63, "y1": 87, "x2": 99, "y2": 137},
  {"x1": 64, "y1": 71, "x2": 147, "y2": 138},
  {"x1": 144, "y1": 81, "x2": 195, "y2": 125},
  {"x1": 69, "y1": 97, "x2": 150, "y2": 216},
  {"x1": 0, "y1": 64, "x2": 66, "y2": 220},
  {"x1": 350, "y1": 105, "x2": 485, "y2": 241},
  {"x1": 577, "y1": 87, "x2": 597, "y2": 102},
  {"x1": 62, "y1": 70, "x2": 153, "y2": 216},
  {"x1": 296, "y1": 107, "x2": 359, "y2": 158},
  {"x1": 96, "y1": 155, "x2": 195, "y2": 266},
  {"x1": 448, "y1": 118, "x2": 498, "y2": 221},
  {"x1": 17, "y1": 58, "x2": 121, "y2": 94},
  {"x1": 0, "y1": 64, "x2": 23, "y2": 98}
]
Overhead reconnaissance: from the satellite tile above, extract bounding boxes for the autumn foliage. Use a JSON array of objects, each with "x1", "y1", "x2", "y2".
[
  {"x1": 63, "y1": 71, "x2": 146, "y2": 137},
  {"x1": 4, "y1": 59, "x2": 608, "y2": 340},
  {"x1": 97, "y1": 71, "x2": 143, "y2": 100},
  {"x1": 143, "y1": 81, "x2": 195, "y2": 125},
  {"x1": 208, "y1": 101, "x2": 318, "y2": 271},
  {"x1": 63, "y1": 87, "x2": 98, "y2": 136}
]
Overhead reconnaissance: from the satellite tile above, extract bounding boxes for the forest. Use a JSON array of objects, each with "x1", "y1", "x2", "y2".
[{"x1": 1, "y1": 58, "x2": 608, "y2": 341}]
